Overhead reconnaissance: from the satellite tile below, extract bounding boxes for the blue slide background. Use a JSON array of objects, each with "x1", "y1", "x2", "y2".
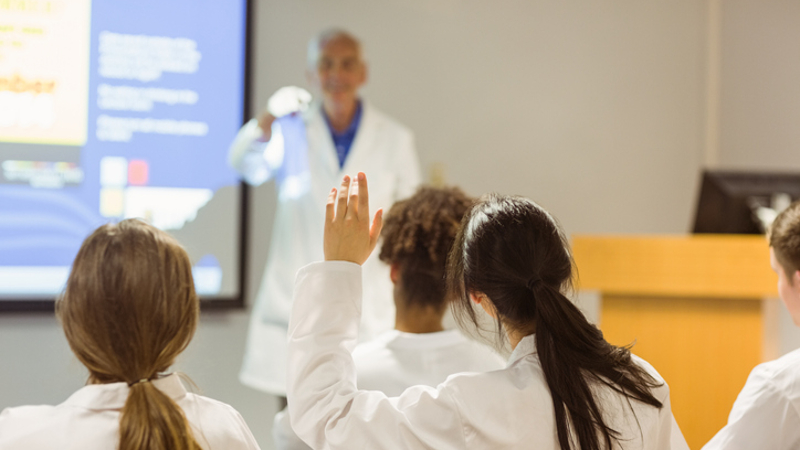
[{"x1": 0, "y1": 0, "x2": 246, "y2": 275}]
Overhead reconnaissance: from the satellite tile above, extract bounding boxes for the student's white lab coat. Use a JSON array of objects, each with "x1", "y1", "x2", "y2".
[
  {"x1": 274, "y1": 329, "x2": 506, "y2": 449},
  {"x1": 0, "y1": 374, "x2": 260, "y2": 450},
  {"x1": 230, "y1": 102, "x2": 421, "y2": 395},
  {"x1": 703, "y1": 347, "x2": 800, "y2": 450},
  {"x1": 287, "y1": 262, "x2": 690, "y2": 450}
]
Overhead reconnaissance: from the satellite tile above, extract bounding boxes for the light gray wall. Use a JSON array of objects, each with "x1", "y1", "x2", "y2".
[
  {"x1": 720, "y1": 0, "x2": 800, "y2": 171},
  {"x1": 2, "y1": 2, "x2": 712, "y2": 449},
  {"x1": 255, "y1": 0, "x2": 708, "y2": 235},
  {"x1": 719, "y1": 0, "x2": 800, "y2": 354}
]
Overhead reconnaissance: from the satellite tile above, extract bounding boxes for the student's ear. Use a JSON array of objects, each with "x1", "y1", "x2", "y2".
[
  {"x1": 793, "y1": 270, "x2": 800, "y2": 290},
  {"x1": 390, "y1": 263, "x2": 400, "y2": 285},
  {"x1": 469, "y1": 292, "x2": 483, "y2": 305},
  {"x1": 470, "y1": 292, "x2": 498, "y2": 319}
]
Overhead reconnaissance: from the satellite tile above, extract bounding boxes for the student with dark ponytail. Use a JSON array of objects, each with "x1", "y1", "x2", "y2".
[
  {"x1": 286, "y1": 173, "x2": 688, "y2": 449},
  {"x1": 0, "y1": 219, "x2": 260, "y2": 450}
]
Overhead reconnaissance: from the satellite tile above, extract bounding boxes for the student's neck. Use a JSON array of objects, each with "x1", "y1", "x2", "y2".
[
  {"x1": 324, "y1": 99, "x2": 358, "y2": 133},
  {"x1": 394, "y1": 303, "x2": 445, "y2": 334},
  {"x1": 507, "y1": 327, "x2": 534, "y2": 351}
]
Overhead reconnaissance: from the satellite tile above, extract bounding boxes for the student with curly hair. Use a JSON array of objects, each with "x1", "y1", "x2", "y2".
[
  {"x1": 704, "y1": 200, "x2": 800, "y2": 450},
  {"x1": 285, "y1": 173, "x2": 687, "y2": 450},
  {"x1": 274, "y1": 186, "x2": 503, "y2": 449},
  {"x1": 0, "y1": 219, "x2": 260, "y2": 450}
]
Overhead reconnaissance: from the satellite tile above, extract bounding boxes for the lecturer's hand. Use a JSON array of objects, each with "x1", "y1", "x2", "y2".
[
  {"x1": 324, "y1": 173, "x2": 383, "y2": 265},
  {"x1": 257, "y1": 86, "x2": 312, "y2": 142},
  {"x1": 256, "y1": 111, "x2": 276, "y2": 141}
]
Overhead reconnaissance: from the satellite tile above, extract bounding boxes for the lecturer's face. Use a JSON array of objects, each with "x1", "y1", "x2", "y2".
[
  {"x1": 310, "y1": 38, "x2": 366, "y2": 107},
  {"x1": 770, "y1": 247, "x2": 800, "y2": 325}
]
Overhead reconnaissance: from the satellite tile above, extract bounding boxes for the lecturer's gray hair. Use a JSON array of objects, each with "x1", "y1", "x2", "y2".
[{"x1": 306, "y1": 28, "x2": 364, "y2": 69}]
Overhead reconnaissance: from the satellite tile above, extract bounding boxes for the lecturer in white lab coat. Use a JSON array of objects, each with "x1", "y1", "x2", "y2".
[
  {"x1": 287, "y1": 174, "x2": 688, "y2": 449},
  {"x1": 229, "y1": 29, "x2": 421, "y2": 397}
]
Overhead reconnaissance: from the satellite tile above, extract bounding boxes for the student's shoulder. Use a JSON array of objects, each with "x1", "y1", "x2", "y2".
[
  {"x1": 181, "y1": 393, "x2": 260, "y2": 449},
  {"x1": 456, "y1": 333, "x2": 506, "y2": 370},
  {"x1": 746, "y1": 348, "x2": 800, "y2": 399},
  {"x1": 629, "y1": 353, "x2": 671, "y2": 401},
  {"x1": 1, "y1": 404, "x2": 56, "y2": 419},
  {"x1": 0, "y1": 405, "x2": 71, "y2": 448},
  {"x1": 352, "y1": 330, "x2": 397, "y2": 358},
  {"x1": 183, "y1": 392, "x2": 244, "y2": 418}
]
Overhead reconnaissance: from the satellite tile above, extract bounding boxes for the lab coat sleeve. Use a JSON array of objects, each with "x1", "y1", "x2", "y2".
[
  {"x1": 273, "y1": 407, "x2": 312, "y2": 450},
  {"x1": 287, "y1": 262, "x2": 468, "y2": 450},
  {"x1": 656, "y1": 390, "x2": 690, "y2": 450},
  {"x1": 702, "y1": 365, "x2": 800, "y2": 450},
  {"x1": 227, "y1": 118, "x2": 278, "y2": 186}
]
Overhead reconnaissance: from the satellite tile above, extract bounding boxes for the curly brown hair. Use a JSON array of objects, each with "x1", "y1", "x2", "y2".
[
  {"x1": 769, "y1": 199, "x2": 800, "y2": 280},
  {"x1": 379, "y1": 186, "x2": 473, "y2": 309}
]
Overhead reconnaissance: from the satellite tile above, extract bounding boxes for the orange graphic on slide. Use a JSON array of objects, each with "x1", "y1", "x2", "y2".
[{"x1": 0, "y1": 0, "x2": 91, "y2": 146}]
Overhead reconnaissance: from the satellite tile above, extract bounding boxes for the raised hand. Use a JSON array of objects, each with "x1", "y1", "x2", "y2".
[{"x1": 323, "y1": 172, "x2": 383, "y2": 265}]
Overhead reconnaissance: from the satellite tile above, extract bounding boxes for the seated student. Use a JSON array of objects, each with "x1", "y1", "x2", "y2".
[
  {"x1": 273, "y1": 186, "x2": 505, "y2": 449},
  {"x1": 0, "y1": 219, "x2": 260, "y2": 450},
  {"x1": 286, "y1": 173, "x2": 688, "y2": 450},
  {"x1": 703, "y1": 200, "x2": 800, "y2": 450}
]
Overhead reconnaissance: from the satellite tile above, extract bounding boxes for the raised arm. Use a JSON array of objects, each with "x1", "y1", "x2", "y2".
[{"x1": 286, "y1": 173, "x2": 467, "y2": 450}]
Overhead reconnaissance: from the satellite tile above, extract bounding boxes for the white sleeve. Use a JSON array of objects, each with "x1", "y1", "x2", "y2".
[
  {"x1": 702, "y1": 366, "x2": 800, "y2": 450},
  {"x1": 227, "y1": 118, "x2": 277, "y2": 186},
  {"x1": 273, "y1": 407, "x2": 312, "y2": 450},
  {"x1": 656, "y1": 392, "x2": 690, "y2": 450},
  {"x1": 287, "y1": 262, "x2": 467, "y2": 450}
]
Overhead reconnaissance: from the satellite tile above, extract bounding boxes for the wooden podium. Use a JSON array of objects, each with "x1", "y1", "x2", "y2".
[{"x1": 571, "y1": 235, "x2": 779, "y2": 450}]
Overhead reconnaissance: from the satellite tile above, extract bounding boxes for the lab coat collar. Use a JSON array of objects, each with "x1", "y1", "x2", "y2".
[
  {"x1": 62, "y1": 373, "x2": 187, "y2": 410},
  {"x1": 341, "y1": 100, "x2": 377, "y2": 176},
  {"x1": 507, "y1": 334, "x2": 537, "y2": 368},
  {"x1": 385, "y1": 329, "x2": 468, "y2": 350},
  {"x1": 306, "y1": 100, "x2": 378, "y2": 176}
]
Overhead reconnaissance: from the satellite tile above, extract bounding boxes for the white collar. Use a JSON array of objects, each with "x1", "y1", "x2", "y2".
[
  {"x1": 63, "y1": 373, "x2": 187, "y2": 410},
  {"x1": 384, "y1": 329, "x2": 467, "y2": 349},
  {"x1": 507, "y1": 334, "x2": 537, "y2": 367}
]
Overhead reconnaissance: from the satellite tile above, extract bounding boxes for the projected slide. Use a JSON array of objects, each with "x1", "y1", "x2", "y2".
[{"x1": 0, "y1": 0, "x2": 248, "y2": 302}]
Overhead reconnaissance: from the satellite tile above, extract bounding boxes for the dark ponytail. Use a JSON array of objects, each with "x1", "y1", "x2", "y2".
[{"x1": 448, "y1": 195, "x2": 663, "y2": 450}]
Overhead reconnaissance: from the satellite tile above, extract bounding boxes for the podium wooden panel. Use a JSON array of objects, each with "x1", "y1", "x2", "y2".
[{"x1": 571, "y1": 235, "x2": 778, "y2": 450}]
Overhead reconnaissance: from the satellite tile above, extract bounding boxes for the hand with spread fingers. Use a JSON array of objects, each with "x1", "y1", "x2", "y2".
[{"x1": 324, "y1": 172, "x2": 383, "y2": 265}]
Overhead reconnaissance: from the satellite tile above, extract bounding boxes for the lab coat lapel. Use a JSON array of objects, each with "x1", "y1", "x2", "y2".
[
  {"x1": 306, "y1": 104, "x2": 341, "y2": 176},
  {"x1": 341, "y1": 102, "x2": 377, "y2": 175}
]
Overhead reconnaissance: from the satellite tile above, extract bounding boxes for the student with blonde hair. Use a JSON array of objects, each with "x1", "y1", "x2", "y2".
[
  {"x1": 286, "y1": 173, "x2": 687, "y2": 450},
  {"x1": 704, "y1": 200, "x2": 800, "y2": 449},
  {"x1": 0, "y1": 219, "x2": 259, "y2": 450}
]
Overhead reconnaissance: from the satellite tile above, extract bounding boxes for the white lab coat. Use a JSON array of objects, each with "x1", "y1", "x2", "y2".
[
  {"x1": 287, "y1": 261, "x2": 690, "y2": 450},
  {"x1": 0, "y1": 374, "x2": 260, "y2": 450},
  {"x1": 231, "y1": 101, "x2": 421, "y2": 395},
  {"x1": 702, "y1": 347, "x2": 800, "y2": 450},
  {"x1": 274, "y1": 329, "x2": 506, "y2": 449}
]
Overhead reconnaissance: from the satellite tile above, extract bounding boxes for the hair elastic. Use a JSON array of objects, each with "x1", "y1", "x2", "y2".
[
  {"x1": 128, "y1": 378, "x2": 151, "y2": 387},
  {"x1": 526, "y1": 277, "x2": 543, "y2": 291}
]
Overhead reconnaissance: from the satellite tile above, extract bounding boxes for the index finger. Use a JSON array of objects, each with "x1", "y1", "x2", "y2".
[{"x1": 356, "y1": 172, "x2": 369, "y2": 222}]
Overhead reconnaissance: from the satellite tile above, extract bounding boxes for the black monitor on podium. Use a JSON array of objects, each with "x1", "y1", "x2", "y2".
[{"x1": 692, "y1": 170, "x2": 800, "y2": 234}]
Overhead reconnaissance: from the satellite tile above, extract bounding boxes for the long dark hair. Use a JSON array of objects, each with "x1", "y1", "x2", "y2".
[
  {"x1": 57, "y1": 219, "x2": 201, "y2": 450},
  {"x1": 447, "y1": 195, "x2": 663, "y2": 450}
]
